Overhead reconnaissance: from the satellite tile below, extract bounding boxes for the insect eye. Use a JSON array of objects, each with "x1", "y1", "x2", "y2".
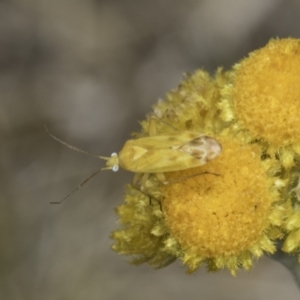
[
  {"x1": 111, "y1": 152, "x2": 117, "y2": 157},
  {"x1": 112, "y1": 165, "x2": 119, "y2": 172}
]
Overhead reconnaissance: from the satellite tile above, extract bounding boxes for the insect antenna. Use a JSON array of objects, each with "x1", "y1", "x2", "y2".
[
  {"x1": 44, "y1": 125, "x2": 105, "y2": 159},
  {"x1": 50, "y1": 169, "x2": 103, "y2": 204},
  {"x1": 45, "y1": 125, "x2": 114, "y2": 203}
]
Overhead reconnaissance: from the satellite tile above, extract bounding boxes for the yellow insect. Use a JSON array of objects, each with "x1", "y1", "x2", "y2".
[
  {"x1": 46, "y1": 117, "x2": 221, "y2": 203},
  {"x1": 103, "y1": 132, "x2": 220, "y2": 172}
]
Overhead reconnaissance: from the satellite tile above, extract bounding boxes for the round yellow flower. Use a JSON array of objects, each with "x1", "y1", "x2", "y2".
[
  {"x1": 231, "y1": 38, "x2": 300, "y2": 148},
  {"x1": 161, "y1": 137, "x2": 282, "y2": 274}
]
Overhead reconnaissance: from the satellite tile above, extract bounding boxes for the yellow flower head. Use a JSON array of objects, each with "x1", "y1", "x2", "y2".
[
  {"x1": 111, "y1": 65, "x2": 288, "y2": 275},
  {"x1": 220, "y1": 38, "x2": 300, "y2": 168},
  {"x1": 162, "y1": 137, "x2": 282, "y2": 274}
]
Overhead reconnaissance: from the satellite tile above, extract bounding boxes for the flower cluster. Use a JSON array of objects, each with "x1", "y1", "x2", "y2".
[{"x1": 111, "y1": 38, "x2": 300, "y2": 275}]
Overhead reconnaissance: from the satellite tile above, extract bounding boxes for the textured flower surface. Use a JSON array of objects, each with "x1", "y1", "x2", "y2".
[{"x1": 111, "y1": 38, "x2": 300, "y2": 275}]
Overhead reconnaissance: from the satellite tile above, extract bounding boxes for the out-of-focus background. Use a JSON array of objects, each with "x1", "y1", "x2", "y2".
[{"x1": 1, "y1": 0, "x2": 300, "y2": 299}]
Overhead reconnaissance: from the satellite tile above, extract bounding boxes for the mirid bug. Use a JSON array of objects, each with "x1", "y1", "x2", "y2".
[{"x1": 46, "y1": 118, "x2": 221, "y2": 203}]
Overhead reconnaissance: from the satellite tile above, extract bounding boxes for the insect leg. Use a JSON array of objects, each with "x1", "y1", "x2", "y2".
[
  {"x1": 148, "y1": 117, "x2": 157, "y2": 136},
  {"x1": 132, "y1": 173, "x2": 163, "y2": 210},
  {"x1": 133, "y1": 173, "x2": 151, "y2": 193},
  {"x1": 155, "y1": 172, "x2": 166, "y2": 183},
  {"x1": 133, "y1": 173, "x2": 142, "y2": 187},
  {"x1": 140, "y1": 173, "x2": 150, "y2": 190},
  {"x1": 149, "y1": 197, "x2": 163, "y2": 211},
  {"x1": 130, "y1": 183, "x2": 163, "y2": 211}
]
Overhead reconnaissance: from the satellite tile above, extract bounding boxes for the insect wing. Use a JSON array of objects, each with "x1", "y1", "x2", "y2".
[
  {"x1": 118, "y1": 132, "x2": 221, "y2": 173},
  {"x1": 177, "y1": 135, "x2": 222, "y2": 162}
]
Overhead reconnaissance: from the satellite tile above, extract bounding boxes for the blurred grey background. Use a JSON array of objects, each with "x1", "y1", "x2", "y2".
[{"x1": 1, "y1": 0, "x2": 300, "y2": 299}]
